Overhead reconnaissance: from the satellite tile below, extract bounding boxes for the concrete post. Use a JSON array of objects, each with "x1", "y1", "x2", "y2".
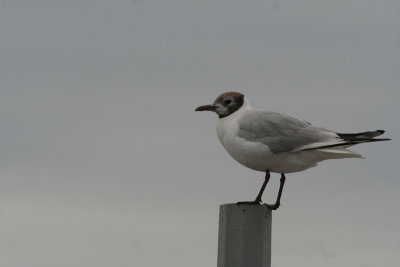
[{"x1": 217, "y1": 204, "x2": 272, "y2": 267}]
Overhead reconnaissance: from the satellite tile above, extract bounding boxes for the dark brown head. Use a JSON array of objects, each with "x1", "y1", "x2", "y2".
[{"x1": 195, "y1": 92, "x2": 244, "y2": 118}]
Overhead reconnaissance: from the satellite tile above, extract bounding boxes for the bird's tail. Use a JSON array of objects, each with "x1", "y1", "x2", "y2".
[
  {"x1": 302, "y1": 130, "x2": 390, "y2": 152},
  {"x1": 305, "y1": 130, "x2": 390, "y2": 160},
  {"x1": 337, "y1": 130, "x2": 391, "y2": 143}
]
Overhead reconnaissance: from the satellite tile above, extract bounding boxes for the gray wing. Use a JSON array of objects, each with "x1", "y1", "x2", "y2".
[{"x1": 237, "y1": 111, "x2": 334, "y2": 153}]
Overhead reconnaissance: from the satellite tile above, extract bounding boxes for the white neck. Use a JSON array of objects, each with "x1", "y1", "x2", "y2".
[{"x1": 241, "y1": 97, "x2": 252, "y2": 110}]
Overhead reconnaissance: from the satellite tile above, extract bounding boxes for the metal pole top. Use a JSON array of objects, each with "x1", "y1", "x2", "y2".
[{"x1": 217, "y1": 204, "x2": 272, "y2": 267}]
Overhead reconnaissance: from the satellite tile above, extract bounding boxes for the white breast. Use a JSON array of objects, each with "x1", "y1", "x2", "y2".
[{"x1": 216, "y1": 107, "x2": 275, "y2": 172}]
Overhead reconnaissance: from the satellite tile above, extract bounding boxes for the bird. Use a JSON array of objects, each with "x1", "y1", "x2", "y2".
[{"x1": 195, "y1": 92, "x2": 390, "y2": 210}]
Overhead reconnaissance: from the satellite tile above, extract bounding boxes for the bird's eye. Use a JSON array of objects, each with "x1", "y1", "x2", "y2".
[{"x1": 224, "y1": 99, "x2": 232, "y2": 105}]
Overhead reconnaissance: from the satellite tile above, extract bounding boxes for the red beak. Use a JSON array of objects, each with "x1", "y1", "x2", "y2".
[{"x1": 195, "y1": 105, "x2": 217, "y2": 112}]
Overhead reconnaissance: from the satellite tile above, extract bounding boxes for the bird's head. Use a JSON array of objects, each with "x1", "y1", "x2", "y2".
[{"x1": 195, "y1": 92, "x2": 244, "y2": 118}]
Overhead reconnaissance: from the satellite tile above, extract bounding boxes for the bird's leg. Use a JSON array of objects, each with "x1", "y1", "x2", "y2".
[
  {"x1": 265, "y1": 173, "x2": 286, "y2": 210},
  {"x1": 254, "y1": 169, "x2": 270, "y2": 203},
  {"x1": 237, "y1": 169, "x2": 270, "y2": 205}
]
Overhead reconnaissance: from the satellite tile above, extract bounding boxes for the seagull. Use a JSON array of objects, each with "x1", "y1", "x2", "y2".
[{"x1": 195, "y1": 92, "x2": 390, "y2": 210}]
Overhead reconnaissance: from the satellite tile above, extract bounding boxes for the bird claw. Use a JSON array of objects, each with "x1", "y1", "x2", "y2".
[
  {"x1": 236, "y1": 200, "x2": 262, "y2": 205},
  {"x1": 236, "y1": 201, "x2": 280, "y2": 210},
  {"x1": 264, "y1": 203, "x2": 280, "y2": 210}
]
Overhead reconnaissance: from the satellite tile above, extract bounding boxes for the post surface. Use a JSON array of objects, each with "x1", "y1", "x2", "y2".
[{"x1": 217, "y1": 204, "x2": 272, "y2": 267}]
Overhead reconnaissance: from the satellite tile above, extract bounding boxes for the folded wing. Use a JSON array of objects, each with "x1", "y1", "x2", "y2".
[{"x1": 237, "y1": 111, "x2": 389, "y2": 154}]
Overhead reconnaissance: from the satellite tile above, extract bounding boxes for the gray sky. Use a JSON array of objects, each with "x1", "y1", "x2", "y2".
[{"x1": 1, "y1": 1, "x2": 399, "y2": 266}]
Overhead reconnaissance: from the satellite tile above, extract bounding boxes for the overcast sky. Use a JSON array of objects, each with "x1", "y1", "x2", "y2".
[{"x1": 1, "y1": 1, "x2": 399, "y2": 266}]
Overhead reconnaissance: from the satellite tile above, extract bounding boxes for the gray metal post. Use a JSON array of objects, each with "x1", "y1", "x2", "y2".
[{"x1": 217, "y1": 204, "x2": 272, "y2": 267}]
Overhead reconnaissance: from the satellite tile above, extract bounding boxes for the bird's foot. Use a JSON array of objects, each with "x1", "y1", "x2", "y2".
[
  {"x1": 264, "y1": 203, "x2": 280, "y2": 210},
  {"x1": 236, "y1": 200, "x2": 262, "y2": 205}
]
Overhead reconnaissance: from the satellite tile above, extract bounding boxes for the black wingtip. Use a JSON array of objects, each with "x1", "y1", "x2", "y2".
[
  {"x1": 374, "y1": 138, "x2": 391, "y2": 141},
  {"x1": 377, "y1": 130, "x2": 385, "y2": 134}
]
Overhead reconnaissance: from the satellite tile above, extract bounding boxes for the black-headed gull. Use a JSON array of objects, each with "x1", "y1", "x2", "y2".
[{"x1": 195, "y1": 92, "x2": 390, "y2": 210}]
